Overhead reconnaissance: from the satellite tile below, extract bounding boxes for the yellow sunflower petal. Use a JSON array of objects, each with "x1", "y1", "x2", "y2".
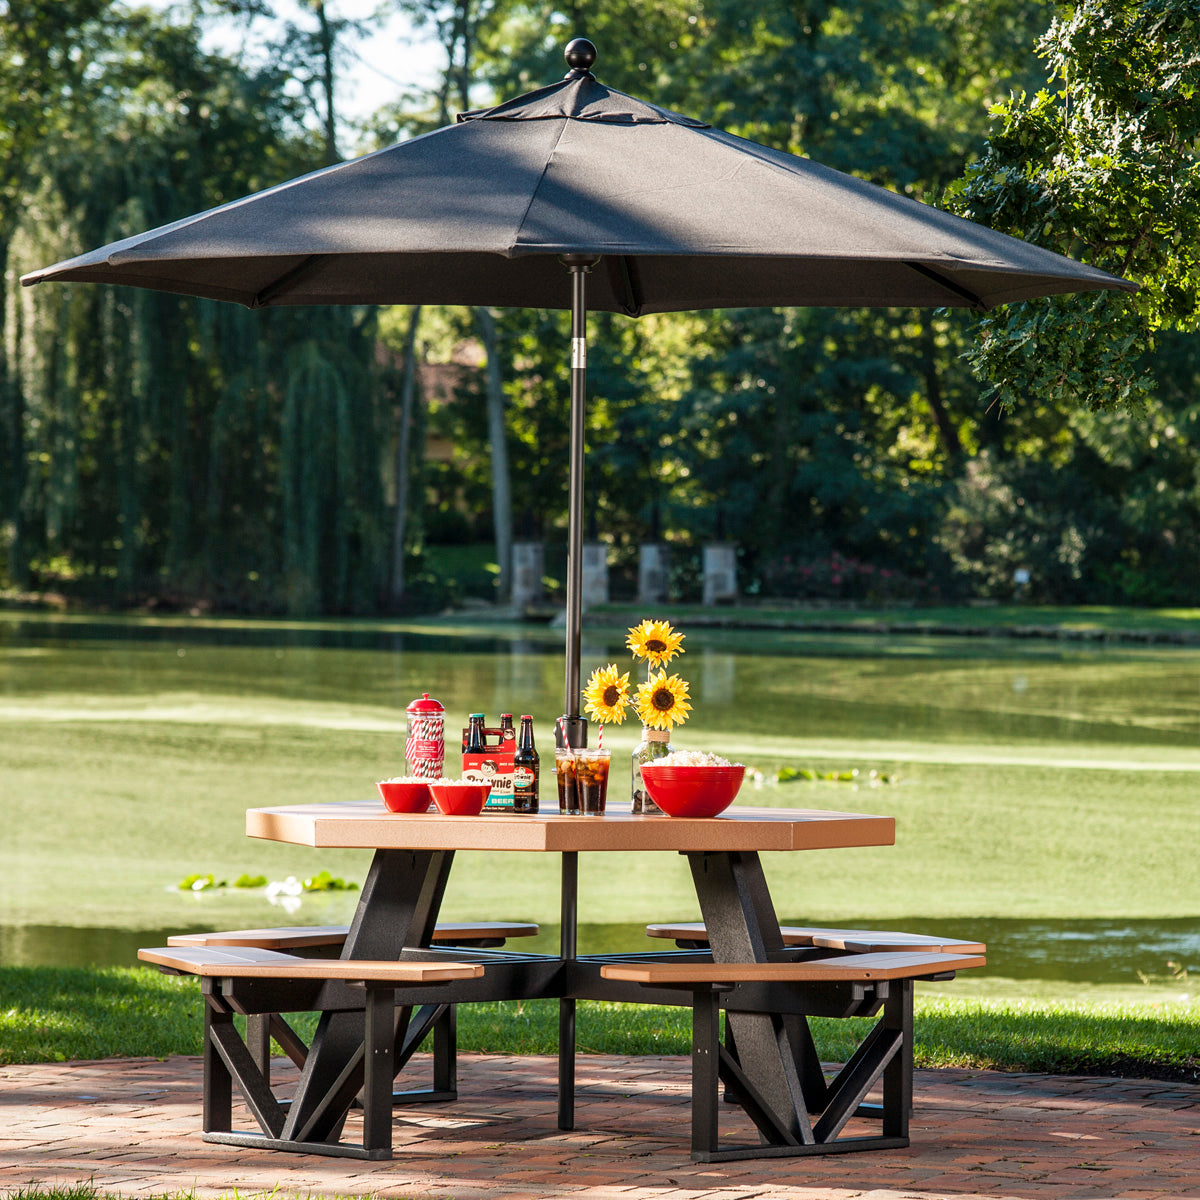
[
  {"x1": 634, "y1": 671, "x2": 692, "y2": 730},
  {"x1": 583, "y1": 663, "x2": 631, "y2": 725},
  {"x1": 626, "y1": 618, "x2": 685, "y2": 669}
]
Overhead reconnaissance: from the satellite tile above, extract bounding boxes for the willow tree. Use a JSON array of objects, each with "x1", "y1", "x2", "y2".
[
  {"x1": 0, "y1": 0, "x2": 108, "y2": 588},
  {"x1": 7, "y1": 6, "x2": 388, "y2": 613}
]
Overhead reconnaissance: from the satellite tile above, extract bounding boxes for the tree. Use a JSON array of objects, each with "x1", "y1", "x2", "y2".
[
  {"x1": 0, "y1": 0, "x2": 109, "y2": 587},
  {"x1": 946, "y1": 0, "x2": 1200, "y2": 410},
  {"x1": 6, "y1": 6, "x2": 387, "y2": 613},
  {"x1": 385, "y1": 0, "x2": 517, "y2": 602}
]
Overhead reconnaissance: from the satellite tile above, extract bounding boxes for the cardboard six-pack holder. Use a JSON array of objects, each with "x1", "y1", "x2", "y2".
[{"x1": 461, "y1": 722, "x2": 516, "y2": 810}]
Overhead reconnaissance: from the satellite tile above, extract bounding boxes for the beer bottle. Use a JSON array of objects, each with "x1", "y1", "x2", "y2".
[
  {"x1": 466, "y1": 712, "x2": 487, "y2": 754},
  {"x1": 512, "y1": 715, "x2": 539, "y2": 813}
]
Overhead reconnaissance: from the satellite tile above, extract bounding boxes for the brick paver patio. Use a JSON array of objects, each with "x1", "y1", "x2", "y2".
[{"x1": 1, "y1": 1053, "x2": 1197, "y2": 1199}]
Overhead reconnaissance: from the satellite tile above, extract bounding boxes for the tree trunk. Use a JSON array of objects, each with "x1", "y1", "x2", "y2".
[
  {"x1": 389, "y1": 305, "x2": 422, "y2": 607},
  {"x1": 313, "y1": 0, "x2": 339, "y2": 165},
  {"x1": 920, "y1": 317, "x2": 963, "y2": 464},
  {"x1": 476, "y1": 306, "x2": 512, "y2": 604},
  {"x1": 0, "y1": 236, "x2": 29, "y2": 588}
]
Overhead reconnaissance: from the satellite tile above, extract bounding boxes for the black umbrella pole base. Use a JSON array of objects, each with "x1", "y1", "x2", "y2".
[{"x1": 559, "y1": 715, "x2": 589, "y2": 749}]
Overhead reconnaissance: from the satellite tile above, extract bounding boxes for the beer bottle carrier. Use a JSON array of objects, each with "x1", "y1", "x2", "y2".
[
  {"x1": 461, "y1": 713, "x2": 518, "y2": 811},
  {"x1": 405, "y1": 693, "x2": 445, "y2": 780}
]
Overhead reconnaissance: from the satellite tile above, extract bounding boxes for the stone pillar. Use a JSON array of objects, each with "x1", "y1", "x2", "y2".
[
  {"x1": 637, "y1": 543, "x2": 669, "y2": 606},
  {"x1": 702, "y1": 543, "x2": 738, "y2": 606},
  {"x1": 581, "y1": 541, "x2": 609, "y2": 608},
  {"x1": 512, "y1": 542, "x2": 544, "y2": 609}
]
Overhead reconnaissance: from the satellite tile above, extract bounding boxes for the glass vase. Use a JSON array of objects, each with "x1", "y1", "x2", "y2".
[{"x1": 631, "y1": 726, "x2": 673, "y2": 814}]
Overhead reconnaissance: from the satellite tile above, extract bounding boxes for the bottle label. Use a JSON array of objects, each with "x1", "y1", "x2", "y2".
[{"x1": 513, "y1": 766, "x2": 535, "y2": 787}]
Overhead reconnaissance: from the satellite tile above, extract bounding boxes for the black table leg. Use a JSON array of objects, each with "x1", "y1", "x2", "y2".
[
  {"x1": 686, "y1": 849, "x2": 815, "y2": 1146},
  {"x1": 282, "y1": 847, "x2": 454, "y2": 1144}
]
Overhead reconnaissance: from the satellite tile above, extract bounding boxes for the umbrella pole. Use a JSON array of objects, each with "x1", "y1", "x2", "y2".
[
  {"x1": 559, "y1": 255, "x2": 599, "y2": 752},
  {"x1": 556, "y1": 253, "x2": 596, "y2": 1134}
]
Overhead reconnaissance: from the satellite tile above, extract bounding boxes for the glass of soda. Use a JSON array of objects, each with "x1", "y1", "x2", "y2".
[
  {"x1": 573, "y1": 749, "x2": 611, "y2": 815},
  {"x1": 555, "y1": 748, "x2": 580, "y2": 815}
]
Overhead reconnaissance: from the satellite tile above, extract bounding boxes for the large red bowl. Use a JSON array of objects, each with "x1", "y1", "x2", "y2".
[
  {"x1": 429, "y1": 782, "x2": 490, "y2": 816},
  {"x1": 376, "y1": 780, "x2": 432, "y2": 813},
  {"x1": 639, "y1": 763, "x2": 745, "y2": 818}
]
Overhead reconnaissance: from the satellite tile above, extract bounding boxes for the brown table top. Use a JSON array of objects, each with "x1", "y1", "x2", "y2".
[{"x1": 246, "y1": 799, "x2": 895, "y2": 853}]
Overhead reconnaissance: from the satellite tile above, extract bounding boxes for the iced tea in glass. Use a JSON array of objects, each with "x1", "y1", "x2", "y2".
[
  {"x1": 573, "y1": 749, "x2": 611, "y2": 815},
  {"x1": 555, "y1": 748, "x2": 580, "y2": 814}
]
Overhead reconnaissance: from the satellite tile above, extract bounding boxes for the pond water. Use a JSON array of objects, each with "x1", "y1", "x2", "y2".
[
  {"x1": 5, "y1": 917, "x2": 1200, "y2": 989},
  {"x1": 3, "y1": 610, "x2": 1199, "y2": 990}
]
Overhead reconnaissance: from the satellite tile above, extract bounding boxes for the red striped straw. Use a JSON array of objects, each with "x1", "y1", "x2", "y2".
[
  {"x1": 557, "y1": 716, "x2": 567, "y2": 749},
  {"x1": 597, "y1": 724, "x2": 604, "y2": 750}
]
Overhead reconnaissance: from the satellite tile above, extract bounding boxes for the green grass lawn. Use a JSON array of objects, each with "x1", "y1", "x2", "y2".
[
  {"x1": 589, "y1": 600, "x2": 1200, "y2": 640},
  {"x1": 2, "y1": 964, "x2": 1196, "y2": 1080}
]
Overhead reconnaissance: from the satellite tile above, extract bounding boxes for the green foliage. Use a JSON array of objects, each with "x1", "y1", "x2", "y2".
[
  {"x1": 777, "y1": 766, "x2": 895, "y2": 784},
  {"x1": 175, "y1": 870, "x2": 354, "y2": 892},
  {"x1": 301, "y1": 869, "x2": 358, "y2": 892},
  {"x1": 5, "y1": 0, "x2": 1200, "y2": 613},
  {"x1": 3, "y1": 6, "x2": 387, "y2": 614},
  {"x1": 948, "y1": 0, "x2": 1200, "y2": 409}
]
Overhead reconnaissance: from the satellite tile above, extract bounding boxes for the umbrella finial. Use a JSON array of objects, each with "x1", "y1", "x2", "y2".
[{"x1": 564, "y1": 38, "x2": 596, "y2": 76}]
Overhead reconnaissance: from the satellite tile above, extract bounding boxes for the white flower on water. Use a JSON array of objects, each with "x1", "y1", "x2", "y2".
[{"x1": 266, "y1": 876, "x2": 304, "y2": 912}]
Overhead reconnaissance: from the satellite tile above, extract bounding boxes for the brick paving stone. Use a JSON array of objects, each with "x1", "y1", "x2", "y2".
[{"x1": 2, "y1": 1055, "x2": 1200, "y2": 1199}]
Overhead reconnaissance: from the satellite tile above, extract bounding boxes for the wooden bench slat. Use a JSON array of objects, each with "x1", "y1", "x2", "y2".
[
  {"x1": 645, "y1": 922, "x2": 985, "y2": 955},
  {"x1": 139, "y1": 945, "x2": 483, "y2": 983},
  {"x1": 602, "y1": 950, "x2": 985, "y2": 985},
  {"x1": 167, "y1": 920, "x2": 538, "y2": 950},
  {"x1": 168, "y1": 926, "x2": 348, "y2": 949}
]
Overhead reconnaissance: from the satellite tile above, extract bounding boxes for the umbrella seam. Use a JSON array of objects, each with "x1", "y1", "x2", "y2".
[{"x1": 509, "y1": 120, "x2": 572, "y2": 259}]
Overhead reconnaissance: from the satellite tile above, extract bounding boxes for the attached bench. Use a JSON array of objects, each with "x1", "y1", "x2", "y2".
[
  {"x1": 602, "y1": 950, "x2": 985, "y2": 1161},
  {"x1": 167, "y1": 920, "x2": 539, "y2": 952},
  {"x1": 646, "y1": 922, "x2": 985, "y2": 955},
  {"x1": 139, "y1": 945, "x2": 484, "y2": 1159},
  {"x1": 164, "y1": 924, "x2": 536, "y2": 1097}
]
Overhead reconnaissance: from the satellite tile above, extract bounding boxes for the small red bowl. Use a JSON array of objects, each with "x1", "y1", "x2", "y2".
[
  {"x1": 639, "y1": 764, "x2": 745, "y2": 818},
  {"x1": 429, "y1": 782, "x2": 490, "y2": 816},
  {"x1": 376, "y1": 781, "x2": 432, "y2": 813}
]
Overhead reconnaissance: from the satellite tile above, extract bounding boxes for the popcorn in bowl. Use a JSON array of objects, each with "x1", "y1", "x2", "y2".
[
  {"x1": 376, "y1": 777, "x2": 433, "y2": 813},
  {"x1": 639, "y1": 752, "x2": 746, "y2": 817},
  {"x1": 653, "y1": 750, "x2": 743, "y2": 768},
  {"x1": 428, "y1": 778, "x2": 491, "y2": 815}
]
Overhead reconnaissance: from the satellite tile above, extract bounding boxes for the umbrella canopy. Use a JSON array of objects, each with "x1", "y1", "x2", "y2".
[
  {"x1": 23, "y1": 39, "x2": 1134, "y2": 741},
  {"x1": 23, "y1": 44, "x2": 1128, "y2": 313}
]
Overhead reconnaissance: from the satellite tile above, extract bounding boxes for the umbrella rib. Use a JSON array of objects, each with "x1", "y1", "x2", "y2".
[
  {"x1": 251, "y1": 255, "x2": 322, "y2": 308},
  {"x1": 902, "y1": 262, "x2": 988, "y2": 312}
]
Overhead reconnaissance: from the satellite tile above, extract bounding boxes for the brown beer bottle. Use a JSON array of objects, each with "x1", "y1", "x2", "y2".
[
  {"x1": 512, "y1": 715, "x2": 539, "y2": 813},
  {"x1": 466, "y1": 712, "x2": 487, "y2": 754}
]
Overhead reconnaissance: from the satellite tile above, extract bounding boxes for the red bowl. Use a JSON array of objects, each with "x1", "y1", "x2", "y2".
[
  {"x1": 376, "y1": 780, "x2": 432, "y2": 813},
  {"x1": 429, "y1": 782, "x2": 490, "y2": 816},
  {"x1": 639, "y1": 764, "x2": 745, "y2": 818}
]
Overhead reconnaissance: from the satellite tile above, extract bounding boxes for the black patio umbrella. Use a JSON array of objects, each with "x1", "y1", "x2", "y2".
[{"x1": 24, "y1": 38, "x2": 1133, "y2": 747}]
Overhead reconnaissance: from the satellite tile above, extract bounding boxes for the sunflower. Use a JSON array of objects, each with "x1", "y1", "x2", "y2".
[
  {"x1": 626, "y1": 619, "x2": 685, "y2": 669},
  {"x1": 634, "y1": 671, "x2": 693, "y2": 730},
  {"x1": 583, "y1": 663, "x2": 632, "y2": 725}
]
